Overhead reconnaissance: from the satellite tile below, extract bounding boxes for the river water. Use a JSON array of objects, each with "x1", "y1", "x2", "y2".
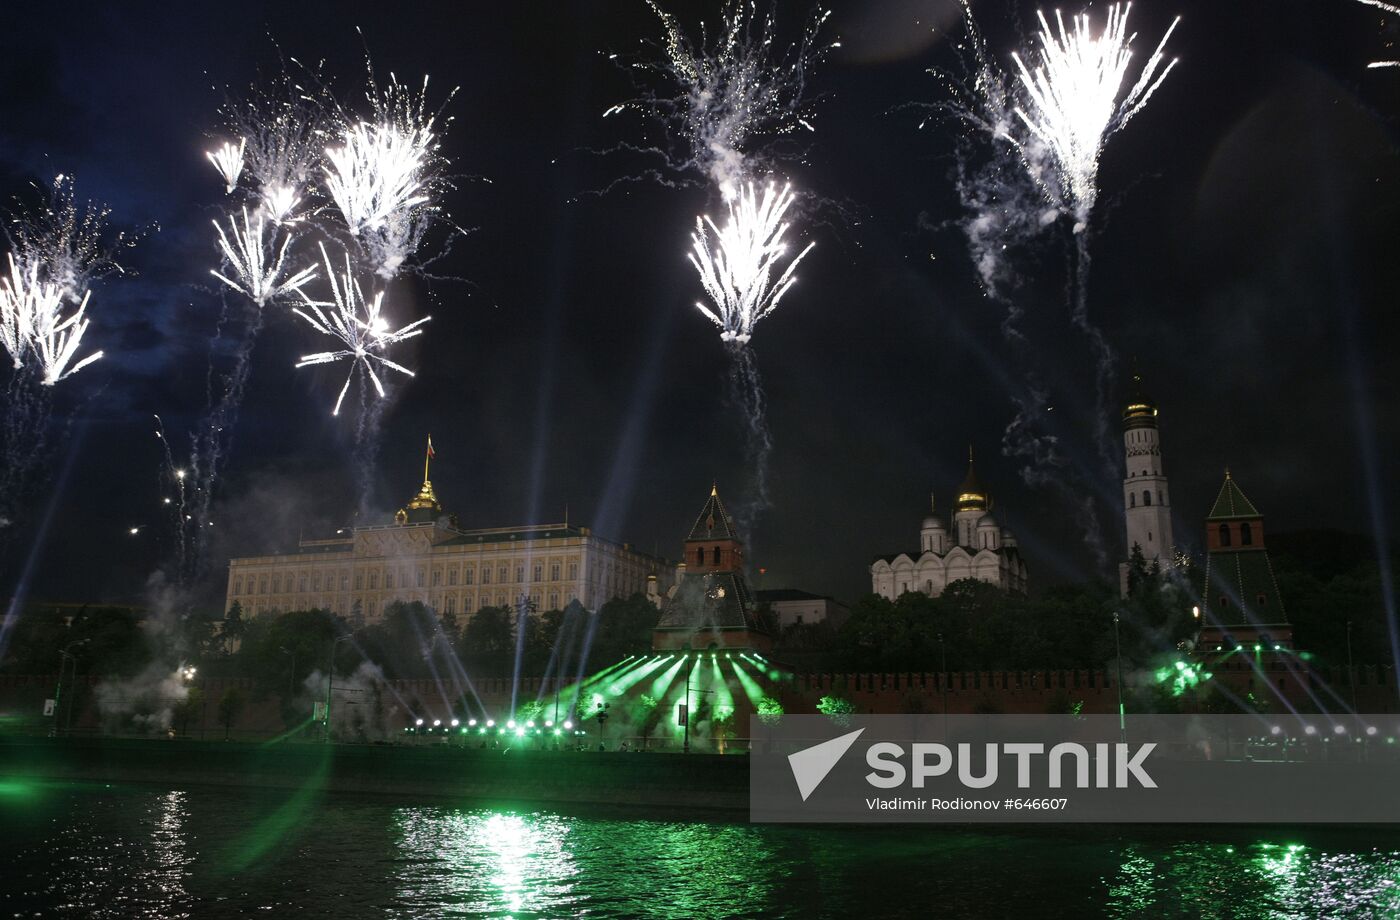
[{"x1": 1, "y1": 780, "x2": 1397, "y2": 917}]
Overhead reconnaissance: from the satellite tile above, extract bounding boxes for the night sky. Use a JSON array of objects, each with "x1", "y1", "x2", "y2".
[{"x1": 1, "y1": 0, "x2": 1397, "y2": 608}]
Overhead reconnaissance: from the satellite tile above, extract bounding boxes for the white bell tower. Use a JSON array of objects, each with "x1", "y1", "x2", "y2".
[{"x1": 1119, "y1": 375, "x2": 1174, "y2": 595}]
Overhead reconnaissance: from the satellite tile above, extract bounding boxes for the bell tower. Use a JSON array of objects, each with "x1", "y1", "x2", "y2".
[{"x1": 1119, "y1": 375, "x2": 1175, "y2": 595}]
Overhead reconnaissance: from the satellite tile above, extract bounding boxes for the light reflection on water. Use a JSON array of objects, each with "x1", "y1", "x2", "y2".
[{"x1": 1, "y1": 784, "x2": 1398, "y2": 918}]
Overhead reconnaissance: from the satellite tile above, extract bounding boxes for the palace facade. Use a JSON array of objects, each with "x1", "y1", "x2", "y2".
[{"x1": 224, "y1": 471, "x2": 676, "y2": 623}]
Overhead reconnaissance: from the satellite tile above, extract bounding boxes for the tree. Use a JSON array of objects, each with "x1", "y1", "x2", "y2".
[
  {"x1": 173, "y1": 686, "x2": 204, "y2": 737},
  {"x1": 460, "y1": 606, "x2": 515, "y2": 674},
  {"x1": 217, "y1": 687, "x2": 246, "y2": 740},
  {"x1": 816, "y1": 695, "x2": 855, "y2": 726}
]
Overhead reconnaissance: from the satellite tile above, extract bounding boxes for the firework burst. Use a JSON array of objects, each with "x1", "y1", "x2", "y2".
[
  {"x1": 206, "y1": 138, "x2": 246, "y2": 194},
  {"x1": 293, "y1": 244, "x2": 430, "y2": 415},
  {"x1": 689, "y1": 180, "x2": 813, "y2": 344},
  {"x1": 1011, "y1": 4, "x2": 1179, "y2": 230},
  {"x1": 209, "y1": 207, "x2": 317, "y2": 307}
]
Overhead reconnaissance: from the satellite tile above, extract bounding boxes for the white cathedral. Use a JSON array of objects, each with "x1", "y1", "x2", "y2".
[{"x1": 869, "y1": 450, "x2": 1029, "y2": 599}]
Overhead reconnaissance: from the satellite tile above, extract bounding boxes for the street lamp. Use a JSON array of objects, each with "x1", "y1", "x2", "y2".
[
  {"x1": 1112, "y1": 611, "x2": 1126, "y2": 744},
  {"x1": 54, "y1": 639, "x2": 89, "y2": 736},
  {"x1": 324, "y1": 634, "x2": 354, "y2": 743}
]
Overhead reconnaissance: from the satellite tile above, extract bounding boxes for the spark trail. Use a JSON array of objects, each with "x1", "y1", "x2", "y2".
[
  {"x1": 605, "y1": 0, "x2": 834, "y2": 194},
  {"x1": 0, "y1": 177, "x2": 130, "y2": 627},
  {"x1": 933, "y1": 2, "x2": 1177, "y2": 569},
  {"x1": 1353, "y1": 0, "x2": 1400, "y2": 68},
  {"x1": 610, "y1": 3, "x2": 831, "y2": 535},
  {"x1": 689, "y1": 180, "x2": 813, "y2": 523}
]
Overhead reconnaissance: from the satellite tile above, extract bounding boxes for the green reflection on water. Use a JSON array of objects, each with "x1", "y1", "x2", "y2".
[{"x1": 391, "y1": 808, "x2": 780, "y2": 918}]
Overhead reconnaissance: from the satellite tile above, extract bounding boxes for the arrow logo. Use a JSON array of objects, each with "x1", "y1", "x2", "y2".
[{"x1": 787, "y1": 728, "x2": 865, "y2": 801}]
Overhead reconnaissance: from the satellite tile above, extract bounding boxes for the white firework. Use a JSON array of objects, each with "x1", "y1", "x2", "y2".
[
  {"x1": 1, "y1": 255, "x2": 103, "y2": 384},
  {"x1": 261, "y1": 183, "x2": 302, "y2": 224},
  {"x1": 688, "y1": 181, "x2": 813, "y2": 344},
  {"x1": 322, "y1": 120, "x2": 434, "y2": 278},
  {"x1": 206, "y1": 138, "x2": 246, "y2": 194},
  {"x1": 1011, "y1": 4, "x2": 1179, "y2": 229},
  {"x1": 292, "y1": 244, "x2": 430, "y2": 415},
  {"x1": 1354, "y1": 0, "x2": 1400, "y2": 67},
  {"x1": 0, "y1": 254, "x2": 37, "y2": 368},
  {"x1": 29, "y1": 286, "x2": 103, "y2": 385},
  {"x1": 210, "y1": 207, "x2": 316, "y2": 307}
]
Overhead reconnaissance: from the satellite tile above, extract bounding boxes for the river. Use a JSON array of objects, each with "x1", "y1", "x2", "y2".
[{"x1": 1, "y1": 780, "x2": 1397, "y2": 917}]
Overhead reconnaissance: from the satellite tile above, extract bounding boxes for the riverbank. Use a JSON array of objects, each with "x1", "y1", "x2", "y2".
[{"x1": 0, "y1": 736, "x2": 750, "y2": 812}]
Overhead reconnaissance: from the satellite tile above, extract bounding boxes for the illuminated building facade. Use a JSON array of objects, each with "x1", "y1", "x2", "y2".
[
  {"x1": 1119, "y1": 374, "x2": 1176, "y2": 595},
  {"x1": 869, "y1": 450, "x2": 1028, "y2": 599},
  {"x1": 224, "y1": 465, "x2": 675, "y2": 623}
]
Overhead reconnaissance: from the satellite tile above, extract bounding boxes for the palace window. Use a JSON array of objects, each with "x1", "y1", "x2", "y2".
[
  {"x1": 312, "y1": 574, "x2": 321, "y2": 591},
  {"x1": 299, "y1": 575, "x2": 308, "y2": 592},
  {"x1": 499, "y1": 565, "x2": 509, "y2": 583},
  {"x1": 432, "y1": 570, "x2": 441, "y2": 587},
  {"x1": 533, "y1": 564, "x2": 543, "y2": 582},
  {"x1": 445, "y1": 596, "x2": 456, "y2": 615},
  {"x1": 548, "y1": 592, "x2": 558, "y2": 609},
  {"x1": 233, "y1": 576, "x2": 243, "y2": 594},
  {"x1": 1240, "y1": 522, "x2": 1253, "y2": 546},
  {"x1": 340, "y1": 574, "x2": 349, "y2": 591},
  {"x1": 355, "y1": 573, "x2": 363, "y2": 590},
  {"x1": 568, "y1": 562, "x2": 578, "y2": 580},
  {"x1": 551, "y1": 563, "x2": 560, "y2": 581},
  {"x1": 515, "y1": 565, "x2": 524, "y2": 583},
  {"x1": 385, "y1": 571, "x2": 394, "y2": 589},
  {"x1": 417, "y1": 570, "x2": 425, "y2": 588},
  {"x1": 448, "y1": 568, "x2": 457, "y2": 586},
  {"x1": 467, "y1": 566, "x2": 476, "y2": 585},
  {"x1": 1219, "y1": 524, "x2": 1232, "y2": 547},
  {"x1": 370, "y1": 572, "x2": 379, "y2": 589},
  {"x1": 271, "y1": 575, "x2": 280, "y2": 593}
]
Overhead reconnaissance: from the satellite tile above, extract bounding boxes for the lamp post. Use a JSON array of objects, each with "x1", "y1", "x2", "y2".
[
  {"x1": 1113, "y1": 611, "x2": 1126, "y2": 744},
  {"x1": 1346, "y1": 620, "x2": 1357, "y2": 711},
  {"x1": 54, "y1": 639, "x2": 88, "y2": 736},
  {"x1": 938, "y1": 632, "x2": 950, "y2": 742},
  {"x1": 324, "y1": 635, "x2": 353, "y2": 743}
]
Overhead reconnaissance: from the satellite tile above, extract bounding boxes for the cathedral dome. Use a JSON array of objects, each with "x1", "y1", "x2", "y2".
[
  {"x1": 921, "y1": 515, "x2": 945, "y2": 531},
  {"x1": 1123, "y1": 373, "x2": 1159, "y2": 430},
  {"x1": 955, "y1": 450, "x2": 988, "y2": 512}
]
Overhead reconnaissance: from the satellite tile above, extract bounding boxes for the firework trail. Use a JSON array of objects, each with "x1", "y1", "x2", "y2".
[
  {"x1": 1012, "y1": 4, "x2": 1178, "y2": 472},
  {"x1": 1352, "y1": 0, "x2": 1400, "y2": 68},
  {"x1": 169, "y1": 58, "x2": 455, "y2": 581},
  {"x1": 0, "y1": 178, "x2": 125, "y2": 530},
  {"x1": 933, "y1": 2, "x2": 1177, "y2": 567},
  {"x1": 604, "y1": 0, "x2": 834, "y2": 194},
  {"x1": 689, "y1": 180, "x2": 812, "y2": 527},
  {"x1": 610, "y1": 2, "x2": 830, "y2": 536}
]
